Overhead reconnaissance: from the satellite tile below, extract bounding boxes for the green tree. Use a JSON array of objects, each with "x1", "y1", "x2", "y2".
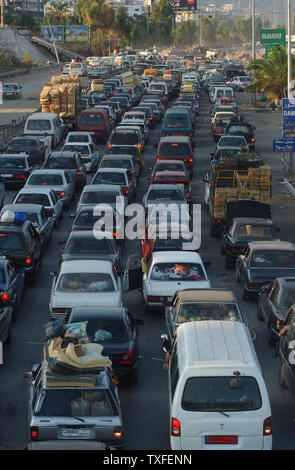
[
  {"x1": 247, "y1": 45, "x2": 295, "y2": 101},
  {"x1": 172, "y1": 21, "x2": 197, "y2": 47},
  {"x1": 150, "y1": 0, "x2": 173, "y2": 45}
]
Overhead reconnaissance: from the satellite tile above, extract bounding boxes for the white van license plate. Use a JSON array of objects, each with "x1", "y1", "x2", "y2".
[
  {"x1": 59, "y1": 428, "x2": 94, "y2": 439},
  {"x1": 205, "y1": 436, "x2": 237, "y2": 444}
]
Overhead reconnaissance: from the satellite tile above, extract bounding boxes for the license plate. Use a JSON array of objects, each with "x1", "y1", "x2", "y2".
[
  {"x1": 205, "y1": 436, "x2": 238, "y2": 445},
  {"x1": 1, "y1": 174, "x2": 13, "y2": 177},
  {"x1": 59, "y1": 428, "x2": 94, "y2": 439}
]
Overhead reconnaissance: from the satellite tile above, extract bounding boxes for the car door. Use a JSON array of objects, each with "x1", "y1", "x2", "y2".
[
  {"x1": 264, "y1": 282, "x2": 280, "y2": 327},
  {"x1": 125, "y1": 311, "x2": 138, "y2": 360}
]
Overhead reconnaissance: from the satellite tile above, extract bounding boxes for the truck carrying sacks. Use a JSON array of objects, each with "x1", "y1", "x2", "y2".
[{"x1": 40, "y1": 74, "x2": 81, "y2": 118}]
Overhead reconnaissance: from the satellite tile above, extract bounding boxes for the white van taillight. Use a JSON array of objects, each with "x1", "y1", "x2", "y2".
[
  {"x1": 30, "y1": 426, "x2": 39, "y2": 441},
  {"x1": 171, "y1": 417, "x2": 181, "y2": 436},
  {"x1": 263, "y1": 417, "x2": 272, "y2": 436}
]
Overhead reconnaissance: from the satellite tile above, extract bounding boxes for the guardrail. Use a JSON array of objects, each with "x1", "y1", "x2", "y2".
[{"x1": 0, "y1": 115, "x2": 29, "y2": 147}]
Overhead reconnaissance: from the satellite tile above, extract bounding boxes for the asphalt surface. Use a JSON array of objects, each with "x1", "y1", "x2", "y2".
[{"x1": 0, "y1": 73, "x2": 295, "y2": 450}]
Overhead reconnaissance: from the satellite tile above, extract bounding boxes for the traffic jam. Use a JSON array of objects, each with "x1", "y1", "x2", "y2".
[{"x1": 0, "y1": 51, "x2": 295, "y2": 451}]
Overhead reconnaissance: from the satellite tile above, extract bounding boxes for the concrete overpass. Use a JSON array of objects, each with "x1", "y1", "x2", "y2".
[{"x1": 31, "y1": 36, "x2": 86, "y2": 62}]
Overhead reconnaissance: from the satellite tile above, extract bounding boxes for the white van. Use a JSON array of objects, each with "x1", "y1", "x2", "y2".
[
  {"x1": 24, "y1": 112, "x2": 62, "y2": 147},
  {"x1": 68, "y1": 61, "x2": 87, "y2": 77},
  {"x1": 167, "y1": 321, "x2": 272, "y2": 450},
  {"x1": 212, "y1": 86, "x2": 234, "y2": 104}
]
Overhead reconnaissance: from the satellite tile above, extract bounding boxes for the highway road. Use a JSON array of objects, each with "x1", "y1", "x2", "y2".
[{"x1": 0, "y1": 70, "x2": 294, "y2": 450}]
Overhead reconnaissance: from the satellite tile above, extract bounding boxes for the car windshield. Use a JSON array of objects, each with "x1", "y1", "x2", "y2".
[
  {"x1": 65, "y1": 237, "x2": 114, "y2": 255},
  {"x1": 57, "y1": 273, "x2": 115, "y2": 293},
  {"x1": 74, "y1": 211, "x2": 114, "y2": 229},
  {"x1": 165, "y1": 117, "x2": 189, "y2": 128},
  {"x1": 68, "y1": 135, "x2": 90, "y2": 143},
  {"x1": 35, "y1": 389, "x2": 115, "y2": 417},
  {"x1": 0, "y1": 232, "x2": 25, "y2": 252},
  {"x1": 86, "y1": 319, "x2": 128, "y2": 343},
  {"x1": 45, "y1": 158, "x2": 76, "y2": 169},
  {"x1": 64, "y1": 145, "x2": 90, "y2": 154},
  {"x1": 150, "y1": 263, "x2": 205, "y2": 281},
  {"x1": 281, "y1": 289, "x2": 295, "y2": 309},
  {"x1": 0, "y1": 158, "x2": 26, "y2": 168},
  {"x1": 159, "y1": 143, "x2": 191, "y2": 156},
  {"x1": 219, "y1": 137, "x2": 246, "y2": 146},
  {"x1": 93, "y1": 172, "x2": 126, "y2": 185},
  {"x1": 234, "y1": 225, "x2": 274, "y2": 239},
  {"x1": 251, "y1": 250, "x2": 295, "y2": 267},
  {"x1": 182, "y1": 377, "x2": 262, "y2": 412},
  {"x1": 147, "y1": 189, "x2": 184, "y2": 201},
  {"x1": 28, "y1": 174, "x2": 63, "y2": 185},
  {"x1": 15, "y1": 194, "x2": 50, "y2": 206},
  {"x1": 27, "y1": 120, "x2": 51, "y2": 131},
  {"x1": 81, "y1": 191, "x2": 118, "y2": 204},
  {"x1": 109, "y1": 147, "x2": 137, "y2": 156},
  {"x1": 177, "y1": 302, "x2": 240, "y2": 323},
  {"x1": 100, "y1": 160, "x2": 132, "y2": 170},
  {"x1": 79, "y1": 114, "x2": 103, "y2": 126}
]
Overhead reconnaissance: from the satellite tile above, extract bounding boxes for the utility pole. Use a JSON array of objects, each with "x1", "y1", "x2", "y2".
[
  {"x1": 274, "y1": 0, "x2": 277, "y2": 27},
  {"x1": 252, "y1": 0, "x2": 256, "y2": 106},
  {"x1": 1, "y1": 0, "x2": 4, "y2": 28},
  {"x1": 287, "y1": 0, "x2": 294, "y2": 175}
]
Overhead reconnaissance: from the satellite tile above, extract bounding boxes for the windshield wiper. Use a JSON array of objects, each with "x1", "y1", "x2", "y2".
[
  {"x1": 52, "y1": 413, "x2": 85, "y2": 423},
  {"x1": 214, "y1": 409, "x2": 230, "y2": 418}
]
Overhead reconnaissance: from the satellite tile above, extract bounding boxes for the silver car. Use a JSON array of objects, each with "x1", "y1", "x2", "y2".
[
  {"x1": 25, "y1": 169, "x2": 75, "y2": 209},
  {"x1": 62, "y1": 143, "x2": 100, "y2": 173},
  {"x1": 25, "y1": 362, "x2": 123, "y2": 448}
]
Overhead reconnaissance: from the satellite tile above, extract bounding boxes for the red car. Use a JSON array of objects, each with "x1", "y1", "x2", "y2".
[
  {"x1": 156, "y1": 136, "x2": 195, "y2": 178},
  {"x1": 149, "y1": 170, "x2": 192, "y2": 202}
]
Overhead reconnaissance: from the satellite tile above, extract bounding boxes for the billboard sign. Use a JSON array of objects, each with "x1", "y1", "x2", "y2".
[
  {"x1": 41, "y1": 25, "x2": 64, "y2": 42},
  {"x1": 260, "y1": 28, "x2": 286, "y2": 45},
  {"x1": 65, "y1": 25, "x2": 88, "y2": 42},
  {"x1": 273, "y1": 138, "x2": 295, "y2": 153},
  {"x1": 282, "y1": 98, "x2": 295, "y2": 139}
]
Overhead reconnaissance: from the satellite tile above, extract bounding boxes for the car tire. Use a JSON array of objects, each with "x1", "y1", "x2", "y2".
[
  {"x1": 225, "y1": 253, "x2": 235, "y2": 269},
  {"x1": 268, "y1": 322, "x2": 276, "y2": 346},
  {"x1": 279, "y1": 360, "x2": 288, "y2": 389},
  {"x1": 242, "y1": 284, "x2": 250, "y2": 300},
  {"x1": 257, "y1": 305, "x2": 264, "y2": 321}
]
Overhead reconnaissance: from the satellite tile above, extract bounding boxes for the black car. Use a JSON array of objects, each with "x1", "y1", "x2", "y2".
[
  {"x1": 0, "y1": 256, "x2": 25, "y2": 320},
  {"x1": 44, "y1": 151, "x2": 87, "y2": 193},
  {"x1": 277, "y1": 304, "x2": 295, "y2": 392},
  {"x1": 236, "y1": 241, "x2": 295, "y2": 300},
  {"x1": 68, "y1": 307, "x2": 143, "y2": 382},
  {"x1": 59, "y1": 230, "x2": 121, "y2": 268},
  {"x1": 257, "y1": 278, "x2": 295, "y2": 345},
  {"x1": 221, "y1": 217, "x2": 280, "y2": 269},
  {"x1": 224, "y1": 120, "x2": 256, "y2": 149},
  {"x1": 0, "y1": 154, "x2": 34, "y2": 186},
  {"x1": 71, "y1": 206, "x2": 119, "y2": 238},
  {"x1": 3, "y1": 137, "x2": 45, "y2": 165},
  {"x1": 0, "y1": 219, "x2": 42, "y2": 281}
]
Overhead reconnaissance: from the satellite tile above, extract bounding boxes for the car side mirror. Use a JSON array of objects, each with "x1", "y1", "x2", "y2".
[
  {"x1": 50, "y1": 271, "x2": 56, "y2": 276},
  {"x1": 276, "y1": 227, "x2": 280, "y2": 233}
]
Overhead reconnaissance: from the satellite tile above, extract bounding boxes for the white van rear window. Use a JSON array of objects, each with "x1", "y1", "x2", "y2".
[
  {"x1": 182, "y1": 377, "x2": 262, "y2": 412},
  {"x1": 27, "y1": 120, "x2": 51, "y2": 131}
]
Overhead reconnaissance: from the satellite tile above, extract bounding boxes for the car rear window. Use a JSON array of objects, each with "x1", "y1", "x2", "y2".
[
  {"x1": 86, "y1": 318, "x2": 128, "y2": 343},
  {"x1": 0, "y1": 158, "x2": 26, "y2": 168},
  {"x1": 109, "y1": 146, "x2": 137, "y2": 156},
  {"x1": 228, "y1": 125, "x2": 252, "y2": 134},
  {"x1": 10, "y1": 139, "x2": 38, "y2": 148},
  {"x1": 151, "y1": 263, "x2": 205, "y2": 281},
  {"x1": 15, "y1": 194, "x2": 50, "y2": 206},
  {"x1": 93, "y1": 172, "x2": 126, "y2": 185},
  {"x1": 100, "y1": 159, "x2": 132, "y2": 170},
  {"x1": 81, "y1": 191, "x2": 118, "y2": 204},
  {"x1": 159, "y1": 143, "x2": 191, "y2": 156},
  {"x1": 27, "y1": 120, "x2": 51, "y2": 131},
  {"x1": 147, "y1": 189, "x2": 184, "y2": 201},
  {"x1": 45, "y1": 158, "x2": 76, "y2": 169},
  {"x1": 63, "y1": 145, "x2": 90, "y2": 154},
  {"x1": 66, "y1": 237, "x2": 114, "y2": 255},
  {"x1": 0, "y1": 232, "x2": 25, "y2": 251},
  {"x1": 74, "y1": 211, "x2": 115, "y2": 229},
  {"x1": 251, "y1": 250, "x2": 295, "y2": 267},
  {"x1": 165, "y1": 117, "x2": 189, "y2": 129},
  {"x1": 79, "y1": 113, "x2": 104, "y2": 126},
  {"x1": 111, "y1": 134, "x2": 138, "y2": 145},
  {"x1": 57, "y1": 273, "x2": 114, "y2": 293},
  {"x1": 28, "y1": 174, "x2": 63, "y2": 185},
  {"x1": 67, "y1": 135, "x2": 90, "y2": 143},
  {"x1": 182, "y1": 377, "x2": 262, "y2": 412}
]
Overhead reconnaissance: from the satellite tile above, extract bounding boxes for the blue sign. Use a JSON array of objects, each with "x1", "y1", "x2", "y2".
[
  {"x1": 283, "y1": 98, "x2": 295, "y2": 138},
  {"x1": 41, "y1": 25, "x2": 64, "y2": 42},
  {"x1": 273, "y1": 138, "x2": 295, "y2": 152}
]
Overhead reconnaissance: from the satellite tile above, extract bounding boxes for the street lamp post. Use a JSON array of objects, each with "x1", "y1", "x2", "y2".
[
  {"x1": 45, "y1": 12, "x2": 60, "y2": 65},
  {"x1": 252, "y1": 0, "x2": 257, "y2": 106},
  {"x1": 287, "y1": 0, "x2": 294, "y2": 175}
]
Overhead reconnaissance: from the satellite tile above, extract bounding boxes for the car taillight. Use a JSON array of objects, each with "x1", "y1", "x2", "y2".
[
  {"x1": 171, "y1": 417, "x2": 181, "y2": 436},
  {"x1": 263, "y1": 417, "x2": 272, "y2": 436},
  {"x1": 122, "y1": 186, "x2": 129, "y2": 195},
  {"x1": 217, "y1": 219, "x2": 222, "y2": 223},
  {"x1": 45, "y1": 208, "x2": 54, "y2": 216},
  {"x1": 149, "y1": 117, "x2": 153, "y2": 121},
  {"x1": 107, "y1": 143, "x2": 111, "y2": 149},
  {"x1": 30, "y1": 426, "x2": 39, "y2": 441},
  {"x1": 76, "y1": 169, "x2": 83, "y2": 178},
  {"x1": 15, "y1": 173, "x2": 25, "y2": 179},
  {"x1": 120, "y1": 349, "x2": 135, "y2": 364},
  {"x1": 113, "y1": 426, "x2": 123, "y2": 440},
  {"x1": 147, "y1": 295, "x2": 159, "y2": 302},
  {"x1": 232, "y1": 247, "x2": 244, "y2": 253},
  {"x1": 188, "y1": 158, "x2": 194, "y2": 163},
  {"x1": 248, "y1": 282, "x2": 263, "y2": 288},
  {"x1": 156, "y1": 157, "x2": 159, "y2": 162},
  {"x1": 58, "y1": 191, "x2": 66, "y2": 197},
  {"x1": 189, "y1": 133, "x2": 192, "y2": 137},
  {"x1": 26, "y1": 257, "x2": 32, "y2": 265},
  {"x1": 52, "y1": 308, "x2": 69, "y2": 314},
  {"x1": 30, "y1": 150, "x2": 39, "y2": 154},
  {"x1": 1, "y1": 293, "x2": 8, "y2": 301},
  {"x1": 251, "y1": 137, "x2": 255, "y2": 142},
  {"x1": 215, "y1": 129, "x2": 222, "y2": 134}
]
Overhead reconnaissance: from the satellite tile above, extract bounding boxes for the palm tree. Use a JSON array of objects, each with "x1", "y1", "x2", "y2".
[
  {"x1": 247, "y1": 45, "x2": 295, "y2": 101},
  {"x1": 50, "y1": 1, "x2": 69, "y2": 22}
]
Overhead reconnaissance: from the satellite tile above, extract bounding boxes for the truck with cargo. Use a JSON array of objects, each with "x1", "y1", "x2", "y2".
[
  {"x1": 204, "y1": 152, "x2": 272, "y2": 237},
  {"x1": 40, "y1": 74, "x2": 82, "y2": 130}
]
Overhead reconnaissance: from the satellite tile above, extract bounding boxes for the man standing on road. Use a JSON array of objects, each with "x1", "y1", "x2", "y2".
[{"x1": 44, "y1": 132, "x2": 52, "y2": 160}]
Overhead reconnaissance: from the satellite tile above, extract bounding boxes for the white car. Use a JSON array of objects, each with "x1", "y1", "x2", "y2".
[
  {"x1": 13, "y1": 186, "x2": 63, "y2": 227},
  {"x1": 49, "y1": 259, "x2": 124, "y2": 318},
  {"x1": 226, "y1": 76, "x2": 252, "y2": 91},
  {"x1": 143, "y1": 251, "x2": 211, "y2": 310},
  {"x1": 65, "y1": 132, "x2": 95, "y2": 146},
  {"x1": 119, "y1": 119, "x2": 150, "y2": 143},
  {"x1": 216, "y1": 134, "x2": 248, "y2": 152},
  {"x1": 62, "y1": 142, "x2": 100, "y2": 173},
  {"x1": 25, "y1": 169, "x2": 74, "y2": 209},
  {"x1": 75, "y1": 183, "x2": 126, "y2": 215}
]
